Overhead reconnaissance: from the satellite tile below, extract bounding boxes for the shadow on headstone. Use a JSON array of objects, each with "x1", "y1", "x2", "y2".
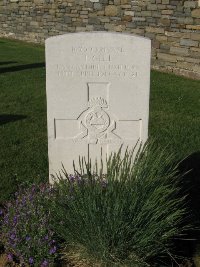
[
  {"x1": 0, "y1": 62, "x2": 45, "y2": 73},
  {"x1": 174, "y1": 152, "x2": 200, "y2": 262},
  {"x1": 0, "y1": 114, "x2": 27, "y2": 125}
]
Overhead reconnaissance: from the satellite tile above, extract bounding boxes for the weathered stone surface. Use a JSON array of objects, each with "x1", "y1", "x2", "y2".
[
  {"x1": 147, "y1": 4, "x2": 157, "y2": 10},
  {"x1": 104, "y1": 23, "x2": 115, "y2": 30},
  {"x1": 122, "y1": 15, "x2": 132, "y2": 22},
  {"x1": 180, "y1": 38, "x2": 199, "y2": 47},
  {"x1": 94, "y1": 3, "x2": 102, "y2": 10},
  {"x1": 98, "y1": 16, "x2": 109, "y2": 23},
  {"x1": 105, "y1": 5, "x2": 118, "y2": 16},
  {"x1": 114, "y1": 24, "x2": 126, "y2": 31},
  {"x1": 120, "y1": 4, "x2": 131, "y2": 8},
  {"x1": 121, "y1": 0, "x2": 129, "y2": 4},
  {"x1": 161, "y1": 10, "x2": 173, "y2": 15},
  {"x1": 190, "y1": 47, "x2": 200, "y2": 52},
  {"x1": 30, "y1": 21, "x2": 39, "y2": 26},
  {"x1": 177, "y1": 17, "x2": 191, "y2": 24},
  {"x1": 176, "y1": 61, "x2": 194, "y2": 70},
  {"x1": 157, "y1": 52, "x2": 177, "y2": 62},
  {"x1": 172, "y1": 65, "x2": 200, "y2": 78},
  {"x1": 114, "y1": 0, "x2": 120, "y2": 4},
  {"x1": 191, "y1": 33, "x2": 200, "y2": 41},
  {"x1": 88, "y1": 17, "x2": 100, "y2": 24},
  {"x1": 46, "y1": 32, "x2": 151, "y2": 178},
  {"x1": 160, "y1": 43, "x2": 170, "y2": 51},
  {"x1": 193, "y1": 64, "x2": 200, "y2": 73},
  {"x1": 146, "y1": 26, "x2": 164, "y2": 34},
  {"x1": 184, "y1": 1, "x2": 197, "y2": 8},
  {"x1": 184, "y1": 57, "x2": 200, "y2": 64},
  {"x1": 156, "y1": 35, "x2": 167, "y2": 41},
  {"x1": 186, "y1": 24, "x2": 200, "y2": 30},
  {"x1": 76, "y1": 27, "x2": 86, "y2": 32},
  {"x1": 152, "y1": 39, "x2": 160, "y2": 48},
  {"x1": 165, "y1": 31, "x2": 191, "y2": 38},
  {"x1": 159, "y1": 18, "x2": 170, "y2": 26},
  {"x1": 191, "y1": 9, "x2": 200, "y2": 18},
  {"x1": 124, "y1": 10, "x2": 134, "y2": 16},
  {"x1": 133, "y1": 17, "x2": 146, "y2": 22},
  {"x1": 131, "y1": 28, "x2": 145, "y2": 34},
  {"x1": 64, "y1": 16, "x2": 72, "y2": 24},
  {"x1": 141, "y1": 11, "x2": 152, "y2": 16},
  {"x1": 170, "y1": 46, "x2": 189, "y2": 56}
]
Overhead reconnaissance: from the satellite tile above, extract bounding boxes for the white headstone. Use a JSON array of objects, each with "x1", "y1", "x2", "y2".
[{"x1": 46, "y1": 32, "x2": 151, "y2": 180}]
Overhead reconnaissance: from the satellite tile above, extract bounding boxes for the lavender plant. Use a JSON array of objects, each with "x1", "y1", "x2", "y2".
[
  {"x1": 51, "y1": 143, "x2": 189, "y2": 266},
  {"x1": 0, "y1": 184, "x2": 57, "y2": 266}
]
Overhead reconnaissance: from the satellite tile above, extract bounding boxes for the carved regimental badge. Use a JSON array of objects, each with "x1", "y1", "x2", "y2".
[{"x1": 74, "y1": 97, "x2": 121, "y2": 144}]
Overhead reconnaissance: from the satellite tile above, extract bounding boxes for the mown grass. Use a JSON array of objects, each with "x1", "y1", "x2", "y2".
[
  {"x1": 149, "y1": 71, "x2": 200, "y2": 156},
  {"x1": 0, "y1": 37, "x2": 200, "y2": 203},
  {"x1": 0, "y1": 39, "x2": 47, "y2": 202}
]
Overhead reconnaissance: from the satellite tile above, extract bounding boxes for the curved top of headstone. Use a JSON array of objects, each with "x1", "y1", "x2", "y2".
[{"x1": 45, "y1": 31, "x2": 151, "y2": 43}]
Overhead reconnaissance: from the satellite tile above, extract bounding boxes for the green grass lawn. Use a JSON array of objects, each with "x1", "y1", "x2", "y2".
[
  {"x1": 0, "y1": 38, "x2": 200, "y2": 203},
  {"x1": 0, "y1": 39, "x2": 47, "y2": 202}
]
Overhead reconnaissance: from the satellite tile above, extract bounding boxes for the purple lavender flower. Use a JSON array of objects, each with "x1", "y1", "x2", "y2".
[
  {"x1": 31, "y1": 184, "x2": 36, "y2": 192},
  {"x1": 41, "y1": 259, "x2": 48, "y2": 266},
  {"x1": 49, "y1": 246, "x2": 56, "y2": 254},
  {"x1": 1, "y1": 183, "x2": 57, "y2": 266},
  {"x1": 69, "y1": 174, "x2": 75, "y2": 182},
  {"x1": 101, "y1": 178, "x2": 108, "y2": 188},
  {"x1": 76, "y1": 175, "x2": 82, "y2": 184},
  {"x1": 29, "y1": 257, "x2": 34, "y2": 264},
  {"x1": 10, "y1": 233, "x2": 16, "y2": 240},
  {"x1": 39, "y1": 184, "x2": 46, "y2": 193},
  {"x1": 7, "y1": 253, "x2": 13, "y2": 261},
  {"x1": 26, "y1": 235, "x2": 31, "y2": 241},
  {"x1": 22, "y1": 197, "x2": 26, "y2": 205},
  {"x1": 13, "y1": 216, "x2": 17, "y2": 224}
]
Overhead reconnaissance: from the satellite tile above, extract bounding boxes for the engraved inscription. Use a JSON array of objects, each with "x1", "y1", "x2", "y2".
[
  {"x1": 72, "y1": 46, "x2": 125, "y2": 53},
  {"x1": 54, "y1": 82, "x2": 142, "y2": 145},
  {"x1": 56, "y1": 45, "x2": 139, "y2": 78},
  {"x1": 74, "y1": 97, "x2": 121, "y2": 144},
  {"x1": 86, "y1": 54, "x2": 111, "y2": 62},
  {"x1": 57, "y1": 64, "x2": 138, "y2": 78},
  {"x1": 86, "y1": 99, "x2": 110, "y2": 133}
]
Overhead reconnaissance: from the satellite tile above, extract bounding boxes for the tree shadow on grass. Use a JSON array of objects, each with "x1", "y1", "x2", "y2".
[
  {"x1": 174, "y1": 152, "x2": 200, "y2": 263},
  {"x1": 0, "y1": 61, "x2": 18, "y2": 66},
  {"x1": 0, "y1": 114, "x2": 27, "y2": 125},
  {"x1": 0, "y1": 62, "x2": 45, "y2": 73}
]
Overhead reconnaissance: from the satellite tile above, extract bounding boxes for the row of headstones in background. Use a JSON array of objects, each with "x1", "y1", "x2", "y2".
[{"x1": 46, "y1": 32, "x2": 151, "y2": 180}]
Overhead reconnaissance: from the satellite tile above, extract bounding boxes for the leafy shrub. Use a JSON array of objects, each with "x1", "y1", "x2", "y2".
[
  {"x1": 0, "y1": 184, "x2": 57, "y2": 266},
  {"x1": 51, "y1": 143, "x2": 188, "y2": 266}
]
